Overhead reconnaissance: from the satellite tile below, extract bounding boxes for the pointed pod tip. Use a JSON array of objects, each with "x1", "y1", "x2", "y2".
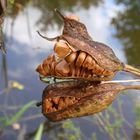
[{"x1": 54, "y1": 8, "x2": 65, "y2": 20}]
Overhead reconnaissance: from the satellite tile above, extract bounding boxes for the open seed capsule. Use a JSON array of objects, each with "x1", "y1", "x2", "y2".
[
  {"x1": 40, "y1": 81, "x2": 140, "y2": 122},
  {"x1": 37, "y1": 9, "x2": 140, "y2": 82}
]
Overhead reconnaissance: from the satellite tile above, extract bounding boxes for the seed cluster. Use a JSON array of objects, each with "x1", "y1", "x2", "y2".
[
  {"x1": 36, "y1": 41, "x2": 114, "y2": 80},
  {"x1": 43, "y1": 96, "x2": 78, "y2": 113}
]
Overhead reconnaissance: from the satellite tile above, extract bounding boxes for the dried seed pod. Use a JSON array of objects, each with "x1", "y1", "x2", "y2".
[
  {"x1": 40, "y1": 81, "x2": 140, "y2": 122},
  {"x1": 36, "y1": 54, "x2": 115, "y2": 81},
  {"x1": 37, "y1": 9, "x2": 140, "y2": 81}
]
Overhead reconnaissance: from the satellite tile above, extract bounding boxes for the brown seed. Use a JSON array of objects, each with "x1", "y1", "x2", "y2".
[
  {"x1": 83, "y1": 55, "x2": 93, "y2": 69},
  {"x1": 43, "y1": 64, "x2": 50, "y2": 74},
  {"x1": 54, "y1": 42, "x2": 71, "y2": 58},
  {"x1": 47, "y1": 108, "x2": 51, "y2": 112},
  {"x1": 70, "y1": 64, "x2": 76, "y2": 76},
  {"x1": 102, "y1": 70, "x2": 113, "y2": 76},
  {"x1": 45, "y1": 100, "x2": 53, "y2": 109},
  {"x1": 65, "y1": 52, "x2": 77, "y2": 63},
  {"x1": 75, "y1": 51, "x2": 86, "y2": 67},
  {"x1": 50, "y1": 61, "x2": 56, "y2": 75},
  {"x1": 89, "y1": 59, "x2": 96, "y2": 70},
  {"x1": 53, "y1": 97, "x2": 60, "y2": 104},
  {"x1": 58, "y1": 98, "x2": 65, "y2": 110},
  {"x1": 44, "y1": 54, "x2": 54, "y2": 62},
  {"x1": 42, "y1": 55, "x2": 55, "y2": 74},
  {"x1": 92, "y1": 64, "x2": 104, "y2": 75},
  {"x1": 75, "y1": 66, "x2": 81, "y2": 76},
  {"x1": 51, "y1": 107, "x2": 57, "y2": 112},
  {"x1": 36, "y1": 64, "x2": 47, "y2": 76},
  {"x1": 55, "y1": 60, "x2": 70, "y2": 76},
  {"x1": 64, "y1": 97, "x2": 70, "y2": 104}
]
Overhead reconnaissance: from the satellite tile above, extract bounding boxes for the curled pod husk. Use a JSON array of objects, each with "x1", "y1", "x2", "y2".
[
  {"x1": 40, "y1": 81, "x2": 140, "y2": 122},
  {"x1": 37, "y1": 9, "x2": 140, "y2": 81}
]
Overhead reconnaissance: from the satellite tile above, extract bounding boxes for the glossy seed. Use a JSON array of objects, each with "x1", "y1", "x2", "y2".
[
  {"x1": 83, "y1": 55, "x2": 93, "y2": 69},
  {"x1": 55, "y1": 60, "x2": 70, "y2": 76},
  {"x1": 36, "y1": 64, "x2": 47, "y2": 76},
  {"x1": 42, "y1": 55, "x2": 55, "y2": 74},
  {"x1": 65, "y1": 52, "x2": 77, "y2": 63},
  {"x1": 75, "y1": 51, "x2": 86, "y2": 67},
  {"x1": 54, "y1": 42, "x2": 71, "y2": 58},
  {"x1": 43, "y1": 63, "x2": 50, "y2": 74},
  {"x1": 50, "y1": 61, "x2": 56, "y2": 75}
]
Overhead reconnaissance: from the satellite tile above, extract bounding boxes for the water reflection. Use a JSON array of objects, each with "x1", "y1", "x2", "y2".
[{"x1": 111, "y1": 0, "x2": 140, "y2": 67}]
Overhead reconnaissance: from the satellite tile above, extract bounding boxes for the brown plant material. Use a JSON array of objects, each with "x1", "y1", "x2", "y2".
[
  {"x1": 37, "y1": 9, "x2": 140, "y2": 81},
  {"x1": 0, "y1": 0, "x2": 7, "y2": 54},
  {"x1": 36, "y1": 9, "x2": 140, "y2": 122},
  {"x1": 0, "y1": 0, "x2": 7, "y2": 17},
  {"x1": 36, "y1": 53, "x2": 114, "y2": 81},
  {"x1": 39, "y1": 81, "x2": 140, "y2": 122}
]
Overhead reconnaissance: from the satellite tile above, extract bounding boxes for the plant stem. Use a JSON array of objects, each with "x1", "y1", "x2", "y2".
[
  {"x1": 124, "y1": 64, "x2": 140, "y2": 76},
  {"x1": 102, "y1": 79, "x2": 140, "y2": 84},
  {"x1": 37, "y1": 31, "x2": 59, "y2": 41},
  {"x1": 124, "y1": 85, "x2": 140, "y2": 90},
  {"x1": 54, "y1": 8, "x2": 65, "y2": 20}
]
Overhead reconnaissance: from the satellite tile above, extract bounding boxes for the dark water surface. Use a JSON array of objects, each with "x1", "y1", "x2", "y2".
[{"x1": 0, "y1": 0, "x2": 140, "y2": 139}]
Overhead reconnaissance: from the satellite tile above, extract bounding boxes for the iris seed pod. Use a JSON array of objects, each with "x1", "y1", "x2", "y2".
[
  {"x1": 37, "y1": 9, "x2": 140, "y2": 81},
  {"x1": 36, "y1": 53, "x2": 115, "y2": 81},
  {"x1": 39, "y1": 81, "x2": 140, "y2": 122}
]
